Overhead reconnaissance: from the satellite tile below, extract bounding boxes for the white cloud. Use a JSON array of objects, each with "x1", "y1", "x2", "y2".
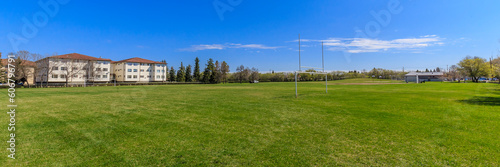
[
  {"x1": 180, "y1": 43, "x2": 279, "y2": 52},
  {"x1": 298, "y1": 35, "x2": 444, "y2": 53},
  {"x1": 179, "y1": 44, "x2": 225, "y2": 51}
]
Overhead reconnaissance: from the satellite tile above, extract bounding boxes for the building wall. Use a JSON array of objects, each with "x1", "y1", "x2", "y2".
[
  {"x1": 111, "y1": 62, "x2": 167, "y2": 82},
  {"x1": 405, "y1": 76, "x2": 443, "y2": 82},
  {"x1": 36, "y1": 58, "x2": 111, "y2": 83}
]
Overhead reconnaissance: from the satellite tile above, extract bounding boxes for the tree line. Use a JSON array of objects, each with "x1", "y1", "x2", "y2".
[{"x1": 168, "y1": 57, "x2": 230, "y2": 84}]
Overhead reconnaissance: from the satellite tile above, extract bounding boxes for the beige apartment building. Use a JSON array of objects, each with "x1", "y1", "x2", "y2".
[
  {"x1": 111, "y1": 57, "x2": 167, "y2": 82},
  {"x1": 36, "y1": 53, "x2": 112, "y2": 84}
]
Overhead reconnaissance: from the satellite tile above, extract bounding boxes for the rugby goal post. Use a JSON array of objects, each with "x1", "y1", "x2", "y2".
[{"x1": 295, "y1": 34, "x2": 328, "y2": 98}]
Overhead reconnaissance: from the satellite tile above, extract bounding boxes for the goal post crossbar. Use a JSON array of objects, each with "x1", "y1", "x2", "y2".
[
  {"x1": 300, "y1": 66, "x2": 324, "y2": 70},
  {"x1": 295, "y1": 34, "x2": 328, "y2": 98}
]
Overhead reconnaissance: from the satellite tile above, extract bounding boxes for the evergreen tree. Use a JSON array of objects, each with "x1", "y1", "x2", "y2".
[
  {"x1": 202, "y1": 67, "x2": 210, "y2": 83},
  {"x1": 214, "y1": 60, "x2": 221, "y2": 83},
  {"x1": 169, "y1": 66, "x2": 176, "y2": 82},
  {"x1": 177, "y1": 62, "x2": 185, "y2": 82},
  {"x1": 185, "y1": 65, "x2": 192, "y2": 82},
  {"x1": 207, "y1": 58, "x2": 216, "y2": 83},
  {"x1": 221, "y1": 61, "x2": 229, "y2": 83},
  {"x1": 193, "y1": 57, "x2": 200, "y2": 82}
]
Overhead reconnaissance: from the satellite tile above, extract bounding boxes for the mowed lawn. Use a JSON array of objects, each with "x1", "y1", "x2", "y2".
[{"x1": 1, "y1": 79, "x2": 499, "y2": 166}]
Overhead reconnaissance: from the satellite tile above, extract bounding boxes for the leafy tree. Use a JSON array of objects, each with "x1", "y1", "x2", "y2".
[
  {"x1": 491, "y1": 56, "x2": 500, "y2": 83},
  {"x1": 177, "y1": 62, "x2": 185, "y2": 82},
  {"x1": 185, "y1": 65, "x2": 192, "y2": 82},
  {"x1": 193, "y1": 57, "x2": 200, "y2": 82},
  {"x1": 169, "y1": 66, "x2": 176, "y2": 82},
  {"x1": 425, "y1": 68, "x2": 429, "y2": 72},
  {"x1": 236, "y1": 65, "x2": 245, "y2": 83},
  {"x1": 457, "y1": 56, "x2": 490, "y2": 82},
  {"x1": 249, "y1": 67, "x2": 259, "y2": 82}
]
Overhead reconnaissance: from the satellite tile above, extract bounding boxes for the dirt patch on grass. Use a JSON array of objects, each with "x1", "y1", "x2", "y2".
[{"x1": 329, "y1": 83, "x2": 404, "y2": 85}]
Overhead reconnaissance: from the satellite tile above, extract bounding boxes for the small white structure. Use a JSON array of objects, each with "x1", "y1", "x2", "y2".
[{"x1": 405, "y1": 72, "x2": 444, "y2": 83}]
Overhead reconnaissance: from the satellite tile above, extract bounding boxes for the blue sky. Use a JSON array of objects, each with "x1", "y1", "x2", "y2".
[{"x1": 1, "y1": 0, "x2": 499, "y2": 72}]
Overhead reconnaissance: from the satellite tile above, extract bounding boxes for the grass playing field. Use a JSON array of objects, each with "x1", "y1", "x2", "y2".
[{"x1": 1, "y1": 79, "x2": 499, "y2": 166}]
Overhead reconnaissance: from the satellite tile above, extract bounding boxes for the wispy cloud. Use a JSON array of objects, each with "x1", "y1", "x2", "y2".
[
  {"x1": 297, "y1": 35, "x2": 444, "y2": 53},
  {"x1": 179, "y1": 43, "x2": 279, "y2": 52}
]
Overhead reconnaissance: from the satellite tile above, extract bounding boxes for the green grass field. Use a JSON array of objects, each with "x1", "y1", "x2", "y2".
[{"x1": 1, "y1": 79, "x2": 499, "y2": 166}]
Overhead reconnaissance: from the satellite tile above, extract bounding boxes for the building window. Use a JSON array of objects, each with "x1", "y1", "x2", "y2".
[
  {"x1": 133, "y1": 75, "x2": 137, "y2": 78},
  {"x1": 134, "y1": 63, "x2": 138, "y2": 66},
  {"x1": 140, "y1": 69, "x2": 144, "y2": 72},
  {"x1": 73, "y1": 75, "x2": 78, "y2": 78},
  {"x1": 157, "y1": 70, "x2": 160, "y2": 73},
  {"x1": 51, "y1": 75, "x2": 58, "y2": 79},
  {"x1": 156, "y1": 65, "x2": 160, "y2": 67},
  {"x1": 60, "y1": 75, "x2": 66, "y2": 78},
  {"x1": 102, "y1": 75, "x2": 108, "y2": 78},
  {"x1": 73, "y1": 67, "x2": 78, "y2": 70},
  {"x1": 96, "y1": 75, "x2": 101, "y2": 78},
  {"x1": 146, "y1": 69, "x2": 151, "y2": 72},
  {"x1": 96, "y1": 68, "x2": 101, "y2": 71},
  {"x1": 162, "y1": 70, "x2": 165, "y2": 72},
  {"x1": 140, "y1": 75, "x2": 144, "y2": 78},
  {"x1": 103, "y1": 62, "x2": 109, "y2": 65},
  {"x1": 156, "y1": 75, "x2": 160, "y2": 78},
  {"x1": 147, "y1": 75, "x2": 151, "y2": 78},
  {"x1": 103, "y1": 68, "x2": 108, "y2": 71},
  {"x1": 162, "y1": 75, "x2": 165, "y2": 78},
  {"x1": 128, "y1": 69, "x2": 132, "y2": 72},
  {"x1": 52, "y1": 67, "x2": 58, "y2": 70},
  {"x1": 127, "y1": 75, "x2": 132, "y2": 78},
  {"x1": 133, "y1": 69, "x2": 138, "y2": 72},
  {"x1": 61, "y1": 67, "x2": 67, "y2": 70},
  {"x1": 127, "y1": 63, "x2": 133, "y2": 66}
]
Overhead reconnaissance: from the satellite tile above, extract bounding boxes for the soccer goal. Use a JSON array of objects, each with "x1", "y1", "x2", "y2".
[{"x1": 295, "y1": 34, "x2": 328, "y2": 98}]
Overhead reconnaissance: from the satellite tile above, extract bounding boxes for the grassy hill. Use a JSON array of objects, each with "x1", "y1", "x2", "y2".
[{"x1": 1, "y1": 79, "x2": 499, "y2": 166}]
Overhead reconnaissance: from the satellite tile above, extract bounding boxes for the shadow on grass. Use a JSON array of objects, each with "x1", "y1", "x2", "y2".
[{"x1": 459, "y1": 96, "x2": 500, "y2": 106}]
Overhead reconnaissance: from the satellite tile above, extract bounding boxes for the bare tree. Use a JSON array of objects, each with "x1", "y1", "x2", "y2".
[
  {"x1": 61, "y1": 59, "x2": 86, "y2": 87},
  {"x1": 86, "y1": 60, "x2": 103, "y2": 85},
  {"x1": 16, "y1": 50, "x2": 45, "y2": 88},
  {"x1": 36, "y1": 53, "x2": 59, "y2": 87},
  {"x1": 0, "y1": 52, "x2": 7, "y2": 83}
]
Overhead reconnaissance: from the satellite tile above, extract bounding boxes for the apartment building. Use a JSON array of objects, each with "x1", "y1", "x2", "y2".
[
  {"x1": 36, "y1": 53, "x2": 112, "y2": 84},
  {"x1": 111, "y1": 57, "x2": 167, "y2": 82}
]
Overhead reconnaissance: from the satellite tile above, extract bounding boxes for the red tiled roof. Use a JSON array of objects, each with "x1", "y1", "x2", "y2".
[
  {"x1": 50, "y1": 53, "x2": 111, "y2": 61},
  {"x1": 114, "y1": 57, "x2": 166, "y2": 64},
  {"x1": 1, "y1": 59, "x2": 36, "y2": 67}
]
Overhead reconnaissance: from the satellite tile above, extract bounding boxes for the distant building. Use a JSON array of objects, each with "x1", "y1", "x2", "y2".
[
  {"x1": 405, "y1": 72, "x2": 444, "y2": 83},
  {"x1": 36, "y1": 53, "x2": 112, "y2": 84},
  {"x1": 111, "y1": 57, "x2": 167, "y2": 82}
]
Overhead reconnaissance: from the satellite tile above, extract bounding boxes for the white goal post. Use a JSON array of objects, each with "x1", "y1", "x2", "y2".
[{"x1": 295, "y1": 34, "x2": 328, "y2": 98}]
